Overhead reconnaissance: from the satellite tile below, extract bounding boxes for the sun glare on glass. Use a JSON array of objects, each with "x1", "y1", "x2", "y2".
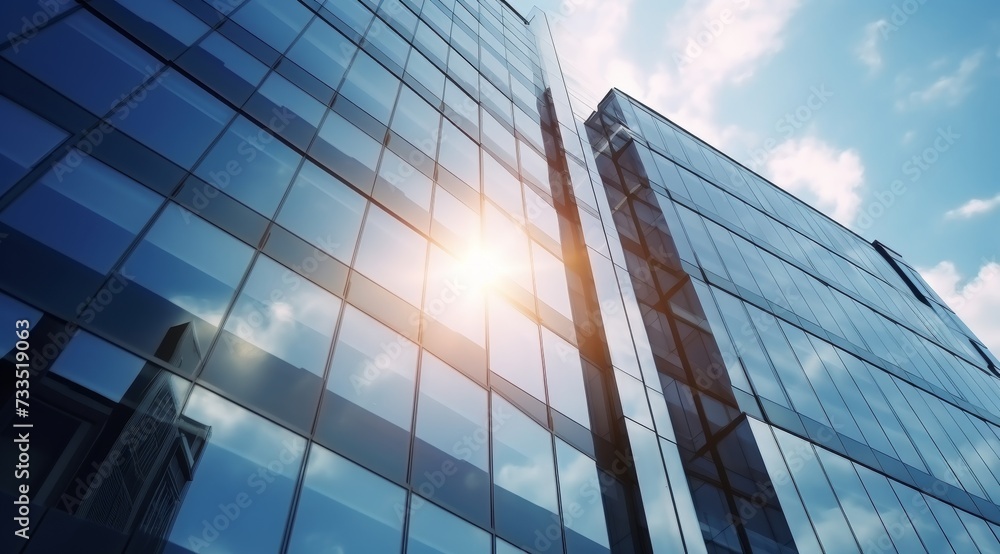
[{"x1": 458, "y1": 245, "x2": 503, "y2": 290}]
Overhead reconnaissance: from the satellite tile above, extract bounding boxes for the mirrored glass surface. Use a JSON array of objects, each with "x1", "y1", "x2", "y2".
[
  {"x1": 412, "y1": 353, "x2": 490, "y2": 526},
  {"x1": 488, "y1": 296, "x2": 544, "y2": 400},
  {"x1": 4, "y1": 10, "x2": 159, "y2": 115},
  {"x1": 0, "y1": 154, "x2": 161, "y2": 274},
  {"x1": 354, "y1": 205, "x2": 428, "y2": 306},
  {"x1": 193, "y1": 115, "x2": 300, "y2": 217},
  {"x1": 166, "y1": 387, "x2": 305, "y2": 553},
  {"x1": 92, "y1": 204, "x2": 253, "y2": 370},
  {"x1": 286, "y1": 444, "x2": 406, "y2": 554},
  {"x1": 320, "y1": 304, "x2": 418, "y2": 480},
  {"x1": 407, "y1": 494, "x2": 491, "y2": 554},
  {"x1": 0, "y1": 97, "x2": 67, "y2": 195},
  {"x1": 112, "y1": 69, "x2": 234, "y2": 168},
  {"x1": 275, "y1": 160, "x2": 367, "y2": 263},
  {"x1": 492, "y1": 394, "x2": 560, "y2": 552}
]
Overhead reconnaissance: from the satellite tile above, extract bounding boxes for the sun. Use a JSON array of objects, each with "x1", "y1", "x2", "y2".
[{"x1": 458, "y1": 245, "x2": 503, "y2": 291}]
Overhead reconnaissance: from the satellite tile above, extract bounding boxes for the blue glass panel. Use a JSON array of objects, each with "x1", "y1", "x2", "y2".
[
  {"x1": 3, "y1": 10, "x2": 159, "y2": 115},
  {"x1": 323, "y1": 0, "x2": 374, "y2": 36},
  {"x1": 354, "y1": 206, "x2": 427, "y2": 306},
  {"x1": 412, "y1": 353, "x2": 490, "y2": 526},
  {"x1": 0, "y1": 153, "x2": 161, "y2": 273},
  {"x1": 275, "y1": 161, "x2": 367, "y2": 263},
  {"x1": 555, "y1": 439, "x2": 611, "y2": 554},
  {"x1": 50, "y1": 331, "x2": 146, "y2": 402},
  {"x1": 286, "y1": 18, "x2": 355, "y2": 89},
  {"x1": 115, "y1": 0, "x2": 210, "y2": 45},
  {"x1": 542, "y1": 329, "x2": 590, "y2": 428},
  {"x1": 488, "y1": 297, "x2": 544, "y2": 400},
  {"x1": 492, "y1": 394, "x2": 560, "y2": 552},
  {"x1": 407, "y1": 496, "x2": 491, "y2": 554},
  {"x1": 166, "y1": 387, "x2": 305, "y2": 553},
  {"x1": 111, "y1": 69, "x2": 233, "y2": 168},
  {"x1": 287, "y1": 445, "x2": 406, "y2": 554},
  {"x1": 391, "y1": 86, "x2": 440, "y2": 158},
  {"x1": 221, "y1": 255, "x2": 340, "y2": 376},
  {"x1": 312, "y1": 110, "x2": 382, "y2": 192},
  {"x1": 339, "y1": 52, "x2": 400, "y2": 124},
  {"x1": 194, "y1": 116, "x2": 300, "y2": 216},
  {"x1": 93, "y1": 204, "x2": 252, "y2": 370},
  {"x1": 0, "y1": 96, "x2": 67, "y2": 195},
  {"x1": 319, "y1": 304, "x2": 418, "y2": 480},
  {"x1": 231, "y1": 0, "x2": 311, "y2": 52}
]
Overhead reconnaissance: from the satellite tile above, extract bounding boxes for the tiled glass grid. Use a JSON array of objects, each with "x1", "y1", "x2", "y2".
[
  {"x1": 0, "y1": 0, "x2": 621, "y2": 553},
  {"x1": 588, "y1": 88, "x2": 1000, "y2": 550}
]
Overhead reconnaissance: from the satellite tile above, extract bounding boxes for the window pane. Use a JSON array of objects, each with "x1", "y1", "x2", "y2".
[
  {"x1": 532, "y1": 243, "x2": 572, "y2": 317},
  {"x1": 374, "y1": 148, "x2": 433, "y2": 231},
  {"x1": 320, "y1": 304, "x2": 418, "y2": 479},
  {"x1": 50, "y1": 332, "x2": 146, "y2": 403},
  {"x1": 287, "y1": 445, "x2": 406, "y2": 554},
  {"x1": 1, "y1": 154, "x2": 161, "y2": 273},
  {"x1": 96, "y1": 204, "x2": 252, "y2": 367},
  {"x1": 313, "y1": 110, "x2": 383, "y2": 192},
  {"x1": 0, "y1": 97, "x2": 67, "y2": 195},
  {"x1": 324, "y1": 0, "x2": 374, "y2": 36},
  {"x1": 4, "y1": 11, "x2": 159, "y2": 115},
  {"x1": 407, "y1": 495, "x2": 491, "y2": 554},
  {"x1": 483, "y1": 151, "x2": 523, "y2": 222},
  {"x1": 484, "y1": 204, "x2": 533, "y2": 292},
  {"x1": 256, "y1": 71, "x2": 326, "y2": 129},
  {"x1": 488, "y1": 296, "x2": 544, "y2": 400},
  {"x1": 339, "y1": 52, "x2": 400, "y2": 123},
  {"x1": 112, "y1": 69, "x2": 233, "y2": 168},
  {"x1": 542, "y1": 328, "x2": 589, "y2": 428},
  {"x1": 115, "y1": 0, "x2": 210, "y2": 45},
  {"x1": 167, "y1": 387, "x2": 305, "y2": 553},
  {"x1": 194, "y1": 32, "x2": 267, "y2": 87},
  {"x1": 222, "y1": 255, "x2": 340, "y2": 376},
  {"x1": 287, "y1": 18, "x2": 356, "y2": 89},
  {"x1": 556, "y1": 439, "x2": 611, "y2": 553},
  {"x1": 412, "y1": 353, "x2": 490, "y2": 526},
  {"x1": 194, "y1": 115, "x2": 300, "y2": 216},
  {"x1": 180, "y1": 31, "x2": 268, "y2": 104},
  {"x1": 492, "y1": 394, "x2": 560, "y2": 551},
  {"x1": 366, "y1": 18, "x2": 409, "y2": 70},
  {"x1": 406, "y1": 48, "x2": 446, "y2": 100},
  {"x1": 231, "y1": 0, "x2": 311, "y2": 52},
  {"x1": 438, "y1": 120, "x2": 480, "y2": 192},
  {"x1": 203, "y1": 255, "x2": 340, "y2": 429},
  {"x1": 391, "y1": 86, "x2": 441, "y2": 158},
  {"x1": 431, "y1": 186, "x2": 479, "y2": 252},
  {"x1": 424, "y1": 245, "x2": 487, "y2": 346},
  {"x1": 275, "y1": 160, "x2": 366, "y2": 263},
  {"x1": 355, "y1": 206, "x2": 428, "y2": 306}
]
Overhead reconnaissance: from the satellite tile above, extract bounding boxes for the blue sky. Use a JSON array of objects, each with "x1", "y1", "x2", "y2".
[{"x1": 510, "y1": 0, "x2": 1000, "y2": 353}]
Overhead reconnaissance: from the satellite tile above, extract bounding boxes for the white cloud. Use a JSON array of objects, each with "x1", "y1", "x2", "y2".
[
  {"x1": 546, "y1": 0, "x2": 802, "y2": 147},
  {"x1": 919, "y1": 261, "x2": 1000, "y2": 355},
  {"x1": 901, "y1": 130, "x2": 916, "y2": 144},
  {"x1": 896, "y1": 51, "x2": 985, "y2": 109},
  {"x1": 764, "y1": 136, "x2": 865, "y2": 224},
  {"x1": 944, "y1": 193, "x2": 1000, "y2": 219},
  {"x1": 857, "y1": 19, "x2": 887, "y2": 72}
]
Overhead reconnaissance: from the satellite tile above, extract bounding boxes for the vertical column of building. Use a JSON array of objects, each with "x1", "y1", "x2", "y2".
[{"x1": 527, "y1": 11, "x2": 708, "y2": 554}]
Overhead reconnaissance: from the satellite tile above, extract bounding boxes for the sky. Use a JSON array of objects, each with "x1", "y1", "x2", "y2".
[{"x1": 509, "y1": 0, "x2": 1000, "y2": 355}]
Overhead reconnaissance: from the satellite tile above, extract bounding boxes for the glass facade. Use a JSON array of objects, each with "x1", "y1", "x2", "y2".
[{"x1": 0, "y1": 1, "x2": 997, "y2": 554}]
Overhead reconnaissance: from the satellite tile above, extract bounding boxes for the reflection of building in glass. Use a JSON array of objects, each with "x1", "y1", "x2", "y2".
[
  {"x1": 0, "y1": 314, "x2": 208, "y2": 552},
  {"x1": 1, "y1": 1, "x2": 999, "y2": 553}
]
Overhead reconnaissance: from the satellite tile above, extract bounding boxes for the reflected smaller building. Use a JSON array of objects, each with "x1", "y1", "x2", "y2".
[{"x1": 0, "y1": 313, "x2": 209, "y2": 554}]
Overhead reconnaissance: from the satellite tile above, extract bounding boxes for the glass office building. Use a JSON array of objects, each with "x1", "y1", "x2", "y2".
[{"x1": 1, "y1": 1, "x2": 999, "y2": 553}]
